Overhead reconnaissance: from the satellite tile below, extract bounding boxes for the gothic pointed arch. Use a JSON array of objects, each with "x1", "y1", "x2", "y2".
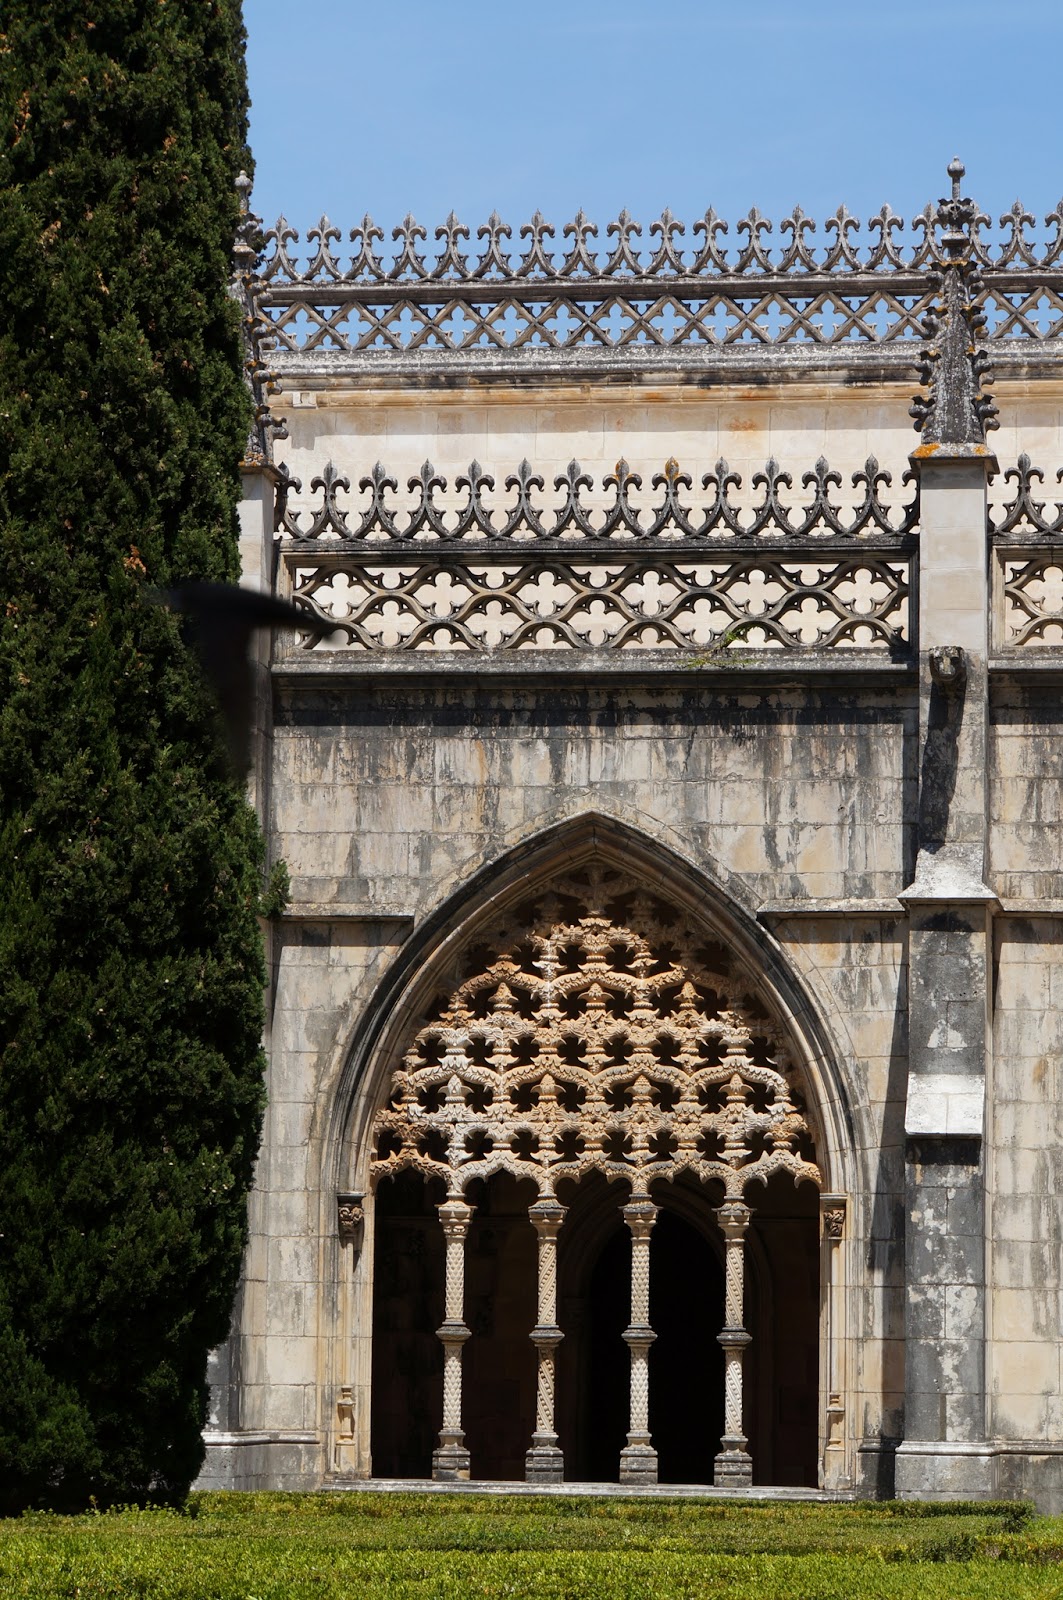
[
  {"x1": 341, "y1": 817, "x2": 857, "y2": 1487},
  {"x1": 370, "y1": 858, "x2": 821, "y2": 1204},
  {"x1": 327, "y1": 813, "x2": 861, "y2": 1205}
]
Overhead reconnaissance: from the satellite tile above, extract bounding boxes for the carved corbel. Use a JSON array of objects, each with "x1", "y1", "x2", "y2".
[
  {"x1": 821, "y1": 1197, "x2": 847, "y2": 1240},
  {"x1": 337, "y1": 1192, "x2": 365, "y2": 1260},
  {"x1": 928, "y1": 643, "x2": 966, "y2": 690}
]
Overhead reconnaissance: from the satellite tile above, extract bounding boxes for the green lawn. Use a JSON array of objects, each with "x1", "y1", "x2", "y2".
[{"x1": 4, "y1": 1491, "x2": 1063, "y2": 1599}]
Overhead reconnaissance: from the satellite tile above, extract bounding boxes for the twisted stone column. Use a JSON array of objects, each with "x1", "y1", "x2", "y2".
[
  {"x1": 432, "y1": 1196, "x2": 474, "y2": 1480},
  {"x1": 619, "y1": 1198, "x2": 658, "y2": 1484},
  {"x1": 714, "y1": 1199, "x2": 753, "y2": 1487},
  {"x1": 525, "y1": 1198, "x2": 566, "y2": 1482}
]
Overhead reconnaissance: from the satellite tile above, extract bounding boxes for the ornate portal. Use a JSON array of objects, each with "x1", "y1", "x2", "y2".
[{"x1": 370, "y1": 866, "x2": 820, "y2": 1483}]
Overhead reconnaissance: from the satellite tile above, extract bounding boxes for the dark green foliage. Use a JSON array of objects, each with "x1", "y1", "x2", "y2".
[{"x1": 0, "y1": 2, "x2": 266, "y2": 1509}]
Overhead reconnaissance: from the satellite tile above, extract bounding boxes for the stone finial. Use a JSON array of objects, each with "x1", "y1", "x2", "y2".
[
  {"x1": 910, "y1": 160, "x2": 999, "y2": 450},
  {"x1": 232, "y1": 169, "x2": 260, "y2": 271},
  {"x1": 230, "y1": 170, "x2": 288, "y2": 472}
]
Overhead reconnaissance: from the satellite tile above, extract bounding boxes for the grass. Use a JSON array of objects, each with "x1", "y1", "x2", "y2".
[{"x1": 3, "y1": 1491, "x2": 1063, "y2": 1598}]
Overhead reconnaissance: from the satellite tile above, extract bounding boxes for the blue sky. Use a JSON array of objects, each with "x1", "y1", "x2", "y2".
[{"x1": 245, "y1": 0, "x2": 1063, "y2": 248}]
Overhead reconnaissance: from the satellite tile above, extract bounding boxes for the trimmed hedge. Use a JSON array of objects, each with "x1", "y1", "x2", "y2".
[{"x1": 1, "y1": 1494, "x2": 1059, "y2": 1600}]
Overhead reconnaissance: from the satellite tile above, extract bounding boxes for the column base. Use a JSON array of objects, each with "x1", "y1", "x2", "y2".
[
  {"x1": 894, "y1": 1440, "x2": 995, "y2": 1501},
  {"x1": 432, "y1": 1442, "x2": 471, "y2": 1481},
  {"x1": 713, "y1": 1441, "x2": 753, "y2": 1488},
  {"x1": 619, "y1": 1442, "x2": 658, "y2": 1485},
  {"x1": 525, "y1": 1441, "x2": 565, "y2": 1484}
]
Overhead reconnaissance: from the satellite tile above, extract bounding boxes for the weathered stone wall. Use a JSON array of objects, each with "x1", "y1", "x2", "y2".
[
  {"x1": 277, "y1": 381, "x2": 1063, "y2": 516},
  {"x1": 272, "y1": 679, "x2": 914, "y2": 911},
  {"x1": 990, "y1": 685, "x2": 1063, "y2": 900},
  {"x1": 279, "y1": 385, "x2": 919, "y2": 506},
  {"x1": 210, "y1": 646, "x2": 918, "y2": 1490}
]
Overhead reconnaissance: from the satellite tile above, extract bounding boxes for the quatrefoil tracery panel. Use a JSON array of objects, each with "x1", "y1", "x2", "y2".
[
  {"x1": 370, "y1": 867, "x2": 821, "y2": 1202},
  {"x1": 291, "y1": 556, "x2": 909, "y2": 653}
]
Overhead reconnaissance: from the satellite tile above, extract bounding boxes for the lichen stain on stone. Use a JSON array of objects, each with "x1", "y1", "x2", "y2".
[{"x1": 928, "y1": 1020, "x2": 968, "y2": 1051}]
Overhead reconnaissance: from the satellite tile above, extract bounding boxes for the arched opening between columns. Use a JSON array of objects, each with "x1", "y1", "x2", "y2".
[
  {"x1": 362, "y1": 855, "x2": 828, "y2": 1487},
  {"x1": 557, "y1": 1171, "x2": 818, "y2": 1487},
  {"x1": 369, "y1": 1167, "x2": 819, "y2": 1487}
]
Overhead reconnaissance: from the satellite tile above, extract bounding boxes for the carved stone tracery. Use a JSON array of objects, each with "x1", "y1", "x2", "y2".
[
  {"x1": 253, "y1": 181, "x2": 1063, "y2": 363},
  {"x1": 370, "y1": 865, "x2": 820, "y2": 1203}
]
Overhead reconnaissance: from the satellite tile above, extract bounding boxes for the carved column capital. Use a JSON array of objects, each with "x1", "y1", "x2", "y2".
[
  {"x1": 529, "y1": 1197, "x2": 566, "y2": 1241},
  {"x1": 715, "y1": 1199, "x2": 752, "y2": 1239},
  {"x1": 621, "y1": 1198, "x2": 659, "y2": 1243},
  {"x1": 438, "y1": 1197, "x2": 474, "y2": 1239}
]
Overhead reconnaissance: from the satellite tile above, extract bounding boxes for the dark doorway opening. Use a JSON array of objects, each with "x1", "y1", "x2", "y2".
[
  {"x1": 461, "y1": 1172, "x2": 538, "y2": 1480},
  {"x1": 583, "y1": 1222, "x2": 630, "y2": 1482},
  {"x1": 370, "y1": 1169, "x2": 820, "y2": 1486},
  {"x1": 555, "y1": 1174, "x2": 819, "y2": 1487},
  {"x1": 747, "y1": 1172, "x2": 820, "y2": 1487},
  {"x1": 648, "y1": 1209, "x2": 727, "y2": 1484},
  {"x1": 370, "y1": 1170, "x2": 445, "y2": 1479},
  {"x1": 558, "y1": 1185, "x2": 727, "y2": 1484}
]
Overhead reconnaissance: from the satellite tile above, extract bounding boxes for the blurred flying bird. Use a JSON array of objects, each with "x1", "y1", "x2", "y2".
[{"x1": 154, "y1": 582, "x2": 326, "y2": 775}]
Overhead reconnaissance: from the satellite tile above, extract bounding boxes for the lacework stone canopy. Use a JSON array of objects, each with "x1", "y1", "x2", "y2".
[{"x1": 369, "y1": 866, "x2": 822, "y2": 1203}]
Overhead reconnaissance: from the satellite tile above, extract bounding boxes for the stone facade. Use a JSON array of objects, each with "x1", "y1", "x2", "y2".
[{"x1": 199, "y1": 166, "x2": 1063, "y2": 1506}]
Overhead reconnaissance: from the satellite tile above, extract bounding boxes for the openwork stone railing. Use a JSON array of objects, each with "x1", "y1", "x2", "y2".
[
  {"x1": 999, "y1": 557, "x2": 1063, "y2": 646},
  {"x1": 990, "y1": 457, "x2": 1063, "y2": 650},
  {"x1": 277, "y1": 455, "x2": 917, "y2": 542},
  {"x1": 278, "y1": 455, "x2": 915, "y2": 658},
  {"x1": 370, "y1": 865, "x2": 820, "y2": 1485},
  {"x1": 289, "y1": 554, "x2": 910, "y2": 654},
  {"x1": 990, "y1": 455, "x2": 1063, "y2": 537},
  {"x1": 252, "y1": 197, "x2": 1063, "y2": 359}
]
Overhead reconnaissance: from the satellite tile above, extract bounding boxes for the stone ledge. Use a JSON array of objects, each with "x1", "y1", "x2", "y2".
[
  {"x1": 990, "y1": 653, "x2": 1063, "y2": 676},
  {"x1": 323, "y1": 1477, "x2": 855, "y2": 1501},
  {"x1": 272, "y1": 655, "x2": 916, "y2": 683},
  {"x1": 279, "y1": 906, "x2": 414, "y2": 924},
  {"x1": 203, "y1": 1431, "x2": 320, "y2": 1447},
  {"x1": 269, "y1": 341, "x2": 1063, "y2": 393},
  {"x1": 758, "y1": 899, "x2": 904, "y2": 918}
]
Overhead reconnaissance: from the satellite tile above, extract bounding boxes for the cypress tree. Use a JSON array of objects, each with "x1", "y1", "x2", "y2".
[{"x1": 0, "y1": 1, "x2": 267, "y2": 1508}]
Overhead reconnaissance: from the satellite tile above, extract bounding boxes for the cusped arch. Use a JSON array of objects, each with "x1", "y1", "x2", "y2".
[
  {"x1": 325, "y1": 814, "x2": 862, "y2": 1206},
  {"x1": 371, "y1": 860, "x2": 820, "y2": 1202}
]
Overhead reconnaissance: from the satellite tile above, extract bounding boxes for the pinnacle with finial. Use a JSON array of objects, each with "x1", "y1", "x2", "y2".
[{"x1": 910, "y1": 159, "x2": 998, "y2": 452}]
